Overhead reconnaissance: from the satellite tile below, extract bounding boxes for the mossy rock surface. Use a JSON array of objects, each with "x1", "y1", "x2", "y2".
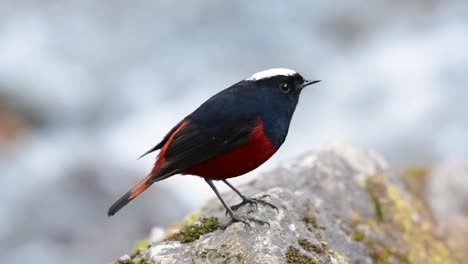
[
  {"x1": 172, "y1": 217, "x2": 219, "y2": 243},
  {"x1": 114, "y1": 143, "x2": 462, "y2": 264}
]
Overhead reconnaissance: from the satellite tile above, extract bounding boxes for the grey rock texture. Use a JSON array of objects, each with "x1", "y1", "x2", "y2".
[
  {"x1": 122, "y1": 143, "x2": 461, "y2": 264},
  {"x1": 428, "y1": 162, "x2": 468, "y2": 262},
  {"x1": 429, "y1": 162, "x2": 468, "y2": 219}
]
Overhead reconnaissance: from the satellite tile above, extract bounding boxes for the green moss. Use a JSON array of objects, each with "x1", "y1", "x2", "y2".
[
  {"x1": 165, "y1": 205, "x2": 218, "y2": 234},
  {"x1": 349, "y1": 227, "x2": 410, "y2": 264},
  {"x1": 327, "y1": 249, "x2": 348, "y2": 264},
  {"x1": 133, "y1": 239, "x2": 150, "y2": 251},
  {"x1": 129, "y1": 249, "x2": 141, "y2": 260},
  {"x1": 350, "y1": 229, "x2": 365, "y2": 241},
  {"x1": 285, "y1": 246, "x2": 318, "y2": 264},
  {"x1": 320, "y1": 241, "x2": 328, "y2": 248},
  {"x1": 303, "y1": 203, "x2": 326, "y2": 232},
  {"x1": 164, "y1": 209, "x2": 203, "y2": 239},
  {"x1": 372, "y1": 196, "x2": 384, "y2": 221},
  {"x1": 199, "y1": 248, "x2": 223, "y2": 259},
  {"x1": 131, "y1": 256, "x2": 149, "y2": 264},
  {"x1": 298, "y1": 238, "x2": 325, "y2": 255},
  {"x1": 129, "y1": 239, "x2": 150, "y2": 259},
  {"x1": 399, "y1": 166, "x2": 435, "y2": 226},
  {"x1": 198, "y1": 247, "x2": 246, "y2": 264},
  {"x1": 400, "y1": 166, "x2": 430, "y2": 178},
  {"x1": 365, "y1": 178, "x2": 386, "y2": 222},
  {"x1": 173, "y1": 217, "x2": 219, "y2": 243},
  {"x1": 292, "y1": 239, "x2": 348, "y2": 264},
  {"x1": 400, "y1": 166, "x2": 430, "y2": 201},
  {"x1": 303, "y1": 215, "x2": 320, "y2": 231},
  {"x1": 350, "y1": 175, "x2": 459, "y2": 264}
]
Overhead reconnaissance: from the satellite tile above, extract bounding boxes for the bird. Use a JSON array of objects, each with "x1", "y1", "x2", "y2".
[{"x1": 108, "y1": 68, "x2": 320, "y2": 228}]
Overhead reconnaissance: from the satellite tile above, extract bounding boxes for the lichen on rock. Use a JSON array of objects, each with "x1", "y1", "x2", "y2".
[
  {"x1": 114, "y1": 143, "x2": 463, "y2": 264},
  {"x1": 285, "y1": 246, "x2": 318, "y2": 264},
  {"x1": 172, "y1": 217, "x2": 219, "y2": 243},
  {"x1": 348, "y1": 175, "x2": 457, "y2": 264}
]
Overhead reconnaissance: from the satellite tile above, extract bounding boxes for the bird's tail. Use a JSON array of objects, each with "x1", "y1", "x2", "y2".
[{"x1": 107, "y1": 173, "x2": 154, "y2": 216}]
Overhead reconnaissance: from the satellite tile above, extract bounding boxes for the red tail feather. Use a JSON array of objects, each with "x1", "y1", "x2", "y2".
[
  {"x1": 107, "y1": 173, "x2": 153, "y2": 216},
  {"x1": 128, "y1": 173, "x2": 153, "y2": 199}
]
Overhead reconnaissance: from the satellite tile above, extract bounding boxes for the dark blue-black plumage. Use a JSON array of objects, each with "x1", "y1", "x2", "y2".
[{"x1": 108, "y1": 68, "x2": 320, "y2": 220}]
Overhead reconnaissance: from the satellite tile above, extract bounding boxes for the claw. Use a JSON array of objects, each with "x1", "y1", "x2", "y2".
[
  {"x1": 253, "y1": 201, "x2": 259, "y2": 209},
  {"x1": 230, "y1": 196, "x2": 278, "y2": 213},
  {"x1": 216, "y1": 215, "x2": 270, "y2": 230}
]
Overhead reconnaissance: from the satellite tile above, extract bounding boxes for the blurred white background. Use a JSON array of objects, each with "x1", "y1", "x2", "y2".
[{"x1": 0, "y1": 1, "x2": 467, "y2": 263}]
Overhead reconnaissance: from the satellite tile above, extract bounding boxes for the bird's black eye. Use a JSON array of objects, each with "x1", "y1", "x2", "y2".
[{"x1": 279, "y1": 82, "x2": 290, "y2": 93}]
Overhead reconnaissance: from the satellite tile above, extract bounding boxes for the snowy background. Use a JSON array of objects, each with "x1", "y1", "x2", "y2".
[{"x1": 0, "y1": 1, "x2": 467, "y2": 263}]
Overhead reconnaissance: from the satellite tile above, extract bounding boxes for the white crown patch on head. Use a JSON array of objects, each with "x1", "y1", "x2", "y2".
[{"x1": 247, "y1": 68, "x2": 297, "y2": 81}]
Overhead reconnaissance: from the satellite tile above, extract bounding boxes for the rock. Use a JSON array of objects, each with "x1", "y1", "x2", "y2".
[
  {"x1": 119, "y1": 143, "x2": 461, "y2": 264},
  {"x1": 150, "y1": 227, "x2": 166, "y2": 243},
  {"x1": 427, "y1": 162, "x2": 468, "y2": 262},
  {"x1": 117, "y1": 255, "x2": 131, "y2": 264},
  {"x1": 428, "y1": 162, "x2": 468, "y2": 219}
]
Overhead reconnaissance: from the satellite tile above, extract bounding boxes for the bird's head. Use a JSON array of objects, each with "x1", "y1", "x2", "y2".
[
  {"x1": 247, "y1": 68, "x2": 320, "y2": 92},
  {"x1": 244, "y1": 68, "x2": 320, "y2": 113}
]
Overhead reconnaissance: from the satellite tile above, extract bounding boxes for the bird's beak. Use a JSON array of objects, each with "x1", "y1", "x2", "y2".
[{"x1": 299, "y1": 79, "x2": 321, "y2": 90}]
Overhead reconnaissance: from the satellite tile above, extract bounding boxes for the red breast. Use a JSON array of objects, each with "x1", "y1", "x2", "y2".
[{"x1": 181, "y1": 117, "x2": 277, "y2": 180}]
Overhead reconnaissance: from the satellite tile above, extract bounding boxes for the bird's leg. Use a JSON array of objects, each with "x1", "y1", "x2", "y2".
[
  {"x1": 205, "y1": 179, "x2": 269, "y2": 229},
  {"x1": 222, "y1": 180, "x2": 278, "y2": 212}
]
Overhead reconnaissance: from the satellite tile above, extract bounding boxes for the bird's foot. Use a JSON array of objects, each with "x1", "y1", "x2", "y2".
[
  {"x1": 216, "y1": 214, "x2": 270, "y2": 230},
  {"x1": 230, "y1": 194, "x2": 278, "y2": 212}
]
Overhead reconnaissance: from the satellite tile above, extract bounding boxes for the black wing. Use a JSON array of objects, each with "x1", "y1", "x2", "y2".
[{"x1": 150, "y1": 115, "x2": 257, "y2": 182}]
